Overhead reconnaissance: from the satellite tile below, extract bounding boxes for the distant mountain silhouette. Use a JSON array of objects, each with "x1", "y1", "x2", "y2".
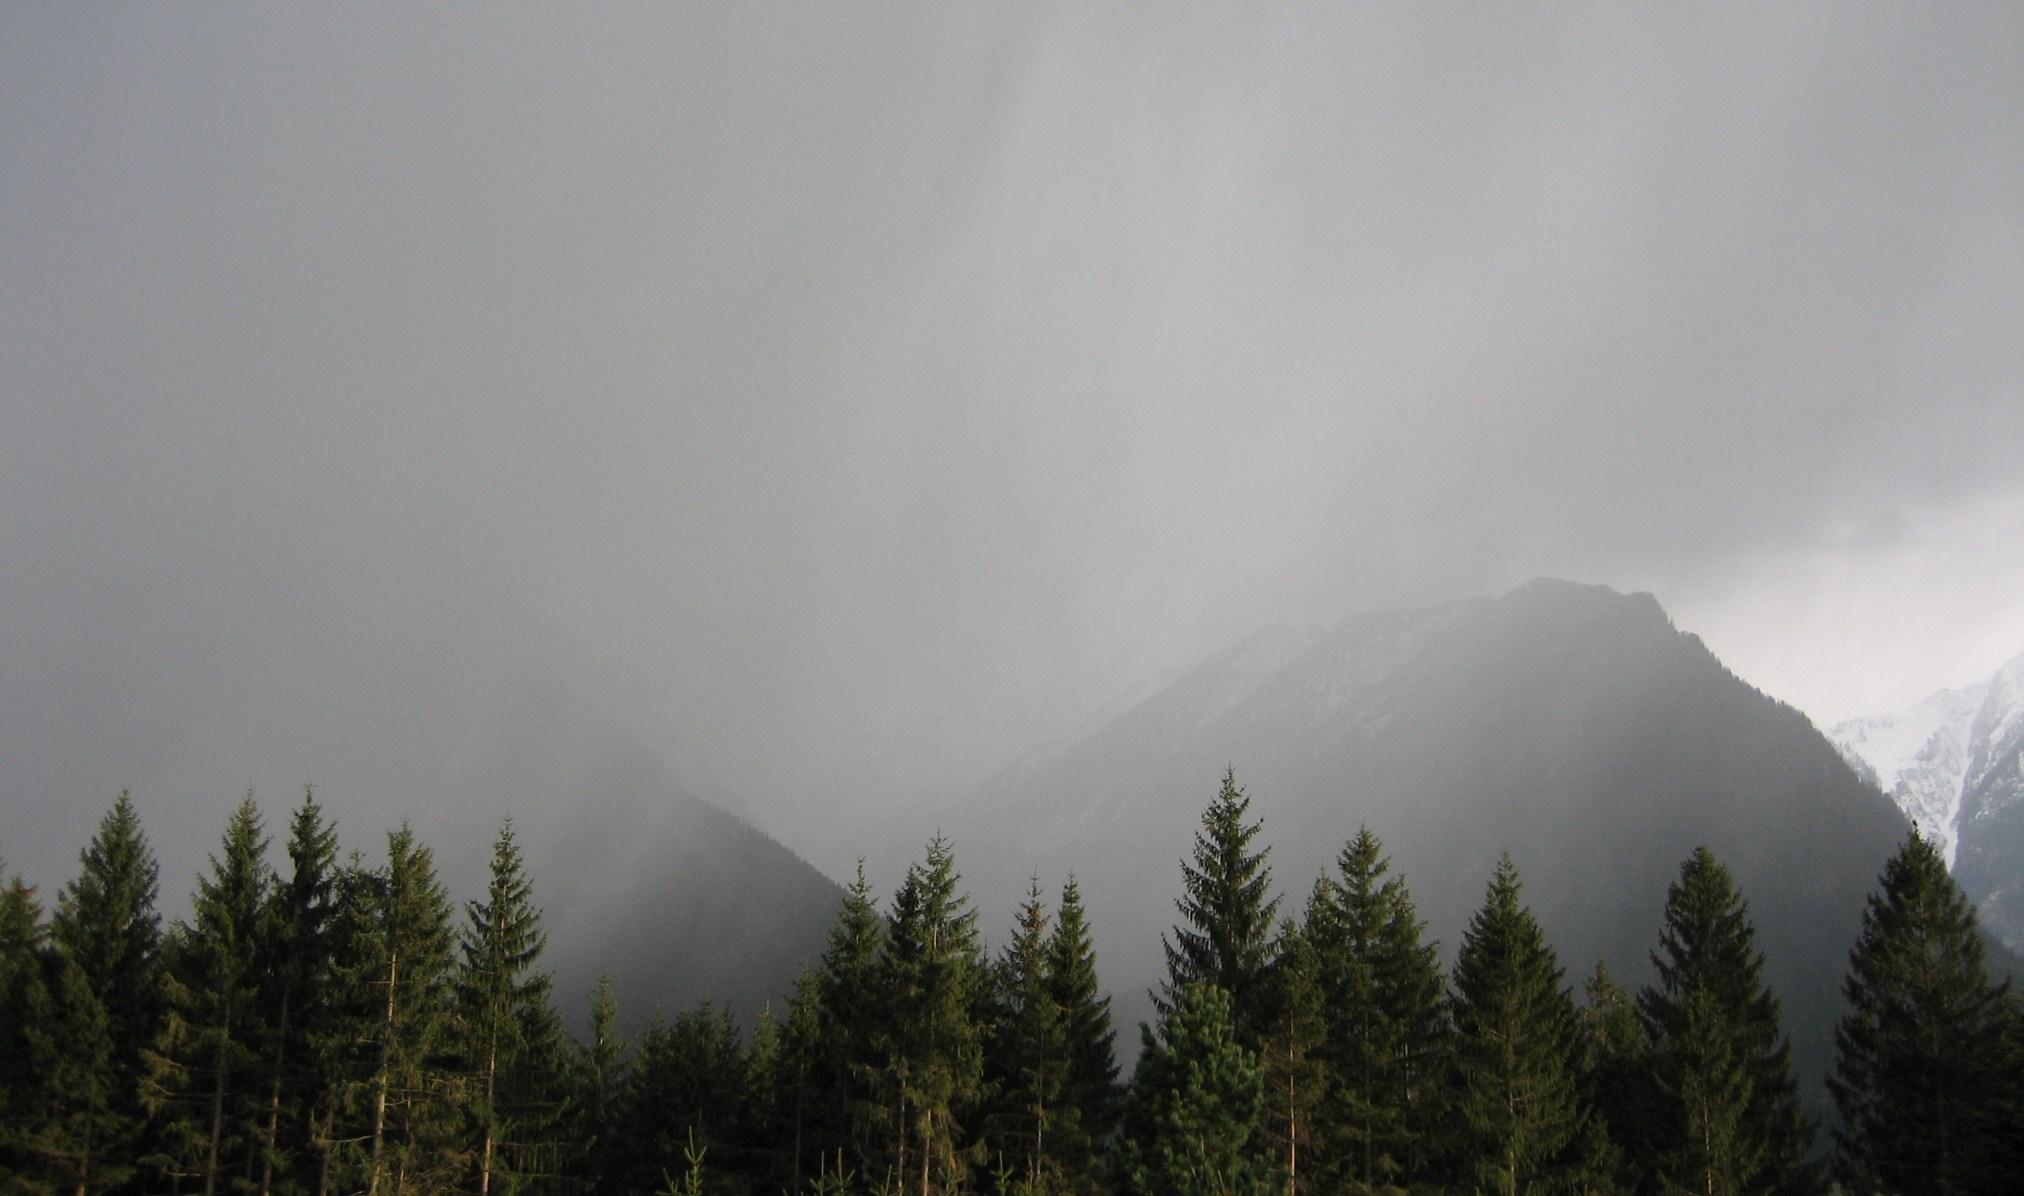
[
  {"x1": 465, "y1": 675, "x2": 843, "y2": 1031},
  {"x1": 909, "y1": 579, "x2": 1912, "y2": 1107}
]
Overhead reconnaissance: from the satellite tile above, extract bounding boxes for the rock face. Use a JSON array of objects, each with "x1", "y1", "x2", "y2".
[
  {"x1": 913, "y1": 579, "x2": 1910, "y2": 1102},
  {"x1": 1833, "y1": 653, "x2": 2024, "y2": 953}
]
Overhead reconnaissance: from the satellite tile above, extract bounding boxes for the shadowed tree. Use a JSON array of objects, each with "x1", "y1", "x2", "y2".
[
  {"x1": 984, "y1": 877, "x2": 1068, "y2": 1194},
  {"x1": 1830, "y1": 831, "x2": 2013, "y2": 1195},
  {"x1": 456, "y1": 820, "x2": 565, "y2": 1196},
  {"x1": 151, "y1": 796, "x2": 273, "y2": 1196},
  {"x1": 1446, "y1": 856, "x2": 1592, "y2": 1196},
  {"x1": 1044, "y1": 876, "x2": 1117, "y2": 1196},
  {"x1": 48, "y1": 793, "x2": 165, "y2": 1196},
  {"x1": 1118, "y1": 982, "x2": 1272, "y2": 1196},
  {"x1": 1160, "y1": 768, "x2": 1280, "y2": 1052},
  {"x1": 878, "y1": 835, "x2": 988, "y2": 1196},
  {"x1": 1306, "y1": 826, "x2": 1448, "y2": 1193}
]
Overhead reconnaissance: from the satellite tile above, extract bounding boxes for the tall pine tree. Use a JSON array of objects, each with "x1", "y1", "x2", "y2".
[
  {"x1": 811, "y1": 862, "x2": 889, "y2": 1184},
  {"x1": 571, "y1": 971, "x2": 626, "y2": 1194},
  {"x1": 984, "y1": 878, "x2": 1068, "y2": 1194},
  {"x1": 253, "y1": 788, "x2": 341, "y2": 1196},
  {"x1": 49, "y1": 792, "x2": 165, "y2": 1196},
  {"x1": 1258, "y1": 917, "x2": 1325, "y2": 1196},
  {"x1": 1829, "y1": 831, "x2": 2014, "y2": 1194},
  {"x1": 1043, "y1": 876, "x2": 1117, "y2": 1196},
  {"x1": 455, "y1": 820, "x2": 564, "y2": 1196},
  {"x1": 1306, "y1": 826, "x2": 1448, "y2": 1193},
  {"x1": 1638, "y1": 847, "x2": 1816, "y2": 1196},
  {"x1": 878, "y1": 836, "x2": 987, "y2": 1196},
  {"x1": 341, "y1": 825, "x2": 459, "y2": 1196},
  {"x1": 152, "y1": 795, "x2": 274, "y2": 1196},
  {"x1": 1160, "y1": 768, "x2": 1280, "y2": 1051},
  {"x1": 1576, "y1": 962, "x2": 1649, "y2": 1195},
  {"x1": 0, "y1": 859, "x2": 55, "y2": 1192},
  {"x1": 1446, "y1": 855, "x2": 1590, "y2": 1196}
]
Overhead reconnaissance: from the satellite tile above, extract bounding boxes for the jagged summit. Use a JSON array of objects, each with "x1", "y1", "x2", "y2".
[{"x1": 1833, "y1": 650, "x2": 2024, "y2": 950}]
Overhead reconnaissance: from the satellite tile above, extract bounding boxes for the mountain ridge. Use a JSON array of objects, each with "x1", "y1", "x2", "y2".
[
  {"x1": 1833, "y1": 650, "x2": 2024, "y2": 952},
  {"x1": 892, "y1": 578, "x2": 1911, "y2": 1106}
]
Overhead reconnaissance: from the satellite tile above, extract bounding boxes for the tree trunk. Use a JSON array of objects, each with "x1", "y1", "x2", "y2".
[
  {"x1": 260, "y1": 987, "x2": 291, "y2": 1196},
  {"x1": 368, "y1": 950, "x2": 397, "y2": 1196},
  {"x1": 478, "y1": 1030, "x2": 498, "y2": 1196},
  {"x1": 204, "y1": 1012, "x2": 229, "y2": 1196}
]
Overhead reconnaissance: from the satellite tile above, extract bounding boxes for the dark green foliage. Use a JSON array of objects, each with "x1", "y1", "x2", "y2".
[
  {"x1": 151, "y1": 795, "x2": 274, "y2": 1196},
  {"x1": 571, "y1": 971, "x2": 626, "y2": 1193},
  {"x1": 1043, "y1": 876, "x2": 1119, "y2": 1195},
  {"x1": 877, "y1": 835, "x2": 988, "y2": 1196},
  {"x1": 747, "y1": 968, "x2": 823, "y2": 1195},
  {"x1": 1577, "y1": 961, "x2": 1649, "y2": 1194},
  {"x1": 46, "y1": 792, "x2": 165, "y2": 1196},
  {"x1": 983, "y1": 878, "x2": 1068, "y2": 1193},
  {"x1": 456, "y1": 820, "x2": 566, "y2": 1196},
  {"x1": 0, "y1": 862, "x2": 55, "y2": 1195},
  {"x1": 254, "y1": 788, "x2": 342, "y2": 1196},
  {"x1": 1306, "y1": 826, "x2": 1449, "y2": 1193},
  {"x1": 1117, "y1": 982, "x2": 1272, "y2": 1196},
  {"x1": 1830, "y1": 831, "x2": 2014, "y2": 1195},
  {"x1": 15, "y1": 759, "x2": 1981, "y2": 1196},
  {"x1": 608, "y1": 1005, "x2": 749, "y2": 1196},
  {"x1": 328, "y1": 825, "x2": 460, "y2": 1196},
  {"x1": 1258, "y1": 917, "x2": 1325, "y2": 1195},
  {"x1": 809, "y1": 862, "x2": 889, "y2": 1184},
  {"x1": 1160, "y1": 768, "x2": 1280, "y2": 1051},
  {"x1": 1638, "y1": 847, "x2": 1816, "y2": 1196},
  {"x1": 1446, "y1": 855, "x2": 1590, "y2": 1196}
]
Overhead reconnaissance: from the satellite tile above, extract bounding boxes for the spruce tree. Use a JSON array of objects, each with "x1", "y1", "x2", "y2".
[
  {"x1": 573, "y1": 971, "x2": 625, "y2": 1193},
  {"x1": 1258, "y1": 917, "x2": 1325, "y2": 1196},
  {"x1": 153, "y1": 795, "x2": 274, "y2": 1196},
  {"x1": 1577, "y1": 961, "x2": 1649, "y2": 1194},
  {"x1": 984, "y1": 878, "x2": 1068, "y2": 1193},
  {"x1": 769, "y1": 966, "x2": 827, "y2": 1195},
  {"x1": 253, "y1": 788, "x2": 340, "y2": 1196},
  {"x1": 342, "y1": 825, "x2": 459, "y2": 1196},
  {"x1": 1117, "y1": 982, "x2": 1272, "y2": 1196},
  {"x1": 1446, "y1": 855, "x2": 1589, "y2": 1196},
  {"x1": 1043, "y1": 875, "x2": 1118, "y2": 1195},
  {"x1": 1160, "y1": 768, "x2": 1280, "y2": 1051},
  {"x1": 606, "y1": 1005, "x2": 749, "y2": 1195},
  {"x1": 34, "y1": 952, "x2": 125, "y2": 1196},
  {"x1": 878, "y1": 835, "x2": 987, "y2": 1196},
  {"x1": 1829, "y1": 831, "x2": 2014, "y2": 1194},
  {"x1": 0, "y1": 862, "x2": 54, "y2": 1192},
  {"x1": 1638, "y1": 847, "x2": 1816, "y2": 1196},
  {"x1": 48, "y1": 792, "x2": 165, "y2": 1196},
  {"x1": 1305, "y1": 826, "x2": 1446, "y2": 1193},
  {"x1": 811, "y1": 861, "x2": 889, "y2": 1181},
  {"x1": 455, "y1": 820, "x2": 563, "y2": 1196}
]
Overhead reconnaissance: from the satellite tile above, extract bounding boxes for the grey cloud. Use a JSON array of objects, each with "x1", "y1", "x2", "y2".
[{"x1": 2, "y1": 4, "x2": 2018, "y2": 891}]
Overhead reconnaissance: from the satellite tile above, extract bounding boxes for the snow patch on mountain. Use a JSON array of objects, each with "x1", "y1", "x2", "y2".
[
  {"x1": 1830, "y1": 684, "x2": 1985, "y2": 866},
  {"x1": 1831, "y1": 651, "x2": 2024, "y2": 873}
]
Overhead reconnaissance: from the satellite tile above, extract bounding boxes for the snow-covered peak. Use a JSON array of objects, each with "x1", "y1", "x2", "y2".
[
  {"x1": 1968, "y1": 652, "x2": 2024, "y2": 765},
  {"x1": 1831, "y1": 654, "x2": 2024, "y2": 871}
]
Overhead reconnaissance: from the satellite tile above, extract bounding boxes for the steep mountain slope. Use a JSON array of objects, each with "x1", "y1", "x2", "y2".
[
  {"x1": 913, "y1": 580, "x2": 1910, "y2": 1102},
  {"x1": 1834, "y1": 653, "x2": 2024, "y2": 952},
  {"x1": 450, "y1": 675, "x2": 843, "y2": 1030}
]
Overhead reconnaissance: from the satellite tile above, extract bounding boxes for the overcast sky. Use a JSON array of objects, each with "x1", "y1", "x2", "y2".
[{"x1": 3, "y1": 4, "x2": 2020, "y2": 894}]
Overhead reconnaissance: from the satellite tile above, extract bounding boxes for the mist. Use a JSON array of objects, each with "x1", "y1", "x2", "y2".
[{"x1": 3, "y1": 4, "x2": 2020, "y2": 899}]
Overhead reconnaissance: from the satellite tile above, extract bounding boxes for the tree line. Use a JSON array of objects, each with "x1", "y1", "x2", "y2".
[{"x1": 3, "y1": 769, "x2": 2021, "y2": 1195}]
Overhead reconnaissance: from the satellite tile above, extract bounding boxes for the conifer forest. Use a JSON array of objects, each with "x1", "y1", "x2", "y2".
[{"x1": 4, "y1": 771, "x2": 2020, "y2": 1196}]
